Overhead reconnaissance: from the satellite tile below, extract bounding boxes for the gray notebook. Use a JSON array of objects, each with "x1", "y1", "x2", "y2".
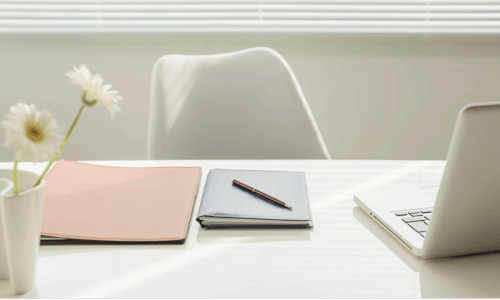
[{"x1": 196, "y1": 169, "x2": 313, "y2": 228}]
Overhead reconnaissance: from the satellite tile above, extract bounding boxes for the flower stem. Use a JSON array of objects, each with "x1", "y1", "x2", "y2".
[
  {"x1": 33, "y1": 104, "x2": 86, "y2": 187},
  {"x1": 13, "y1": 161, "x2": 19, "y2": 195}
]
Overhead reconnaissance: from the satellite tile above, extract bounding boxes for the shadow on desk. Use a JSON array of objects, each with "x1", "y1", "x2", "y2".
[
  {"x1": 354, "y1": 207, "x2": 500, "y2": 298},
  {"x1": 0, "y1": 280, "x2": 38, "y2": 298},
  {"x1": 41, "y1": 238, "x2": 186, "y2": 245},
  {"x1": 196, "y1": 228, "x2": 312, "y2": 245},
  {"x1": 38, "y1": 242, "x2": 187, "y2": 259}
]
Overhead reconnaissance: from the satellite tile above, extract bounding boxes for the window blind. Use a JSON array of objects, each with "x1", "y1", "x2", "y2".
[{"x1": 2, "y1": 0, "x2": 500, "y2": 33}]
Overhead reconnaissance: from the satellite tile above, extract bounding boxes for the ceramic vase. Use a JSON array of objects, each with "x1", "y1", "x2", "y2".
[{"x1": 0, "y1": 169, "x2": 44, "y2": 295}]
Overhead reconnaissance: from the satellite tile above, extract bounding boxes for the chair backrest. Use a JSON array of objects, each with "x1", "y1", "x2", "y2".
[{"x1": 148, "y1": 47, "x2": 330, "y2": 159}]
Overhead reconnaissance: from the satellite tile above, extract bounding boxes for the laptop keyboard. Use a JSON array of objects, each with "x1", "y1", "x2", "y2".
[{"x1": 392, "y1": 207, "x2": 433, "y2": 238}]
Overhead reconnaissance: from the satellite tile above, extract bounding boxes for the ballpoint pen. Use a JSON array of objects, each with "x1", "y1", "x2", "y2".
[{"x1": 232, "y1": 179, "x2": 293, "y2": 209}]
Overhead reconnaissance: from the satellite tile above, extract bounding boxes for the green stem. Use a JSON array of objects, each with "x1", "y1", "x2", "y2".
[
  {"x1": 33, "y1": 104, "x2": 86, "y2": 187},
  {"x1": 13, "y1": 161, "x2": 19, "y2": 195}
]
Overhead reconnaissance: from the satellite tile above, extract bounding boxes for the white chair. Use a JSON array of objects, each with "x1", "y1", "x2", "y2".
[{"x1": 147, "y1": 47, "x2": 331, "y2": 159}]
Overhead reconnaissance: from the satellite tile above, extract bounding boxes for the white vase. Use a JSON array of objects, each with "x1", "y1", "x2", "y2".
[{"x1": 0, "y1": 169, "x2": 45, "y2": 295}]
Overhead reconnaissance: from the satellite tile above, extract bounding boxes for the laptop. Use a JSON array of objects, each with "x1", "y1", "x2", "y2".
[
  {"x1": 353, "y1": 207, "x2": 500, "y2": 298},
  {"x1": 354, "y1": 102, "x2": 500, "y2": 259}
]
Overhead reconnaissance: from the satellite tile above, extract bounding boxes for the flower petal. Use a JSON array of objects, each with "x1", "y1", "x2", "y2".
[
  {"x1": 66, "y1": 64, "x2": 123, "y2": 118},
  {"x1": 2, "y1": 102, "x2": 63, "y2": 162}
]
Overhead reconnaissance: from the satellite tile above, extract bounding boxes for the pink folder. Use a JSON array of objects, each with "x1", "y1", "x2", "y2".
[{"x1": 41, "y1": 160, "x2": 201, "y2": 242}]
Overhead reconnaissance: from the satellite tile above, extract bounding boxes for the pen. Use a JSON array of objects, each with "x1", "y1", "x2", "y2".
[{"x1": 232, "y1": 179, "x2": 293, "y2": 210}]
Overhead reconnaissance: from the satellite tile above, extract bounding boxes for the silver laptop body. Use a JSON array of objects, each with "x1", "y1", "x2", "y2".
[
  {"x1": 354, "y1": 102, "x2": 500, "y2": 259},
  {"x1": 353, "y1": 207, "x2": 500, "y2": 298}
]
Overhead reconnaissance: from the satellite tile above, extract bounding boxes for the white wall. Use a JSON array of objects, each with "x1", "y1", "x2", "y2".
[{"x1": 1, "y1": 34, "x2": 500, "y2": 162}]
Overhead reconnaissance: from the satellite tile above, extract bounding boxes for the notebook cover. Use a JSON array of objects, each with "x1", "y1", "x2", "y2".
[
  {"x1": 41, "y1": 160, "x2": 201, "y2": 242},
  {"x1": 196, "y1": 169, "x2": 313, "y2": 228}
]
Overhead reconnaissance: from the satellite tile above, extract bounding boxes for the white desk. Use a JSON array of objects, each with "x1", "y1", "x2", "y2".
[{"x1": 1, "y1": 160, "x2": 499, "y2": 298}]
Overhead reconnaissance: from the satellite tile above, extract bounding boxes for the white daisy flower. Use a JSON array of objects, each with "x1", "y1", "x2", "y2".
[
  {"x1": 1, "y1": 103, "x2": 63, "y2": 162},
  {"x1": 66, "y1": 64, "x2": 123, "y2": 118}
]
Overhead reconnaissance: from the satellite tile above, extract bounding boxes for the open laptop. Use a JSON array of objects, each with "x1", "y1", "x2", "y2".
[
  {"x1": 354, "y1": 102, "x2": 500, "y2": 259},
  {"x1": 353, "y1": 207, "x2": 500, "y2": 298}
]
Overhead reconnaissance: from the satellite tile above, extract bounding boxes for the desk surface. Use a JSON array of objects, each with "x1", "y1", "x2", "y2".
[{"x1": 1, "y1": 160, "x2": 499, "y2": 298}]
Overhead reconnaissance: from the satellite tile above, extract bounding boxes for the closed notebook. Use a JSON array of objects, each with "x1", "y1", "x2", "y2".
[
  {"x1": 196, "y1": 169, "x2": 313, "y2": 228},
  {"x1": 41, "y1": 160, "x2": 201, "y2": 243}
]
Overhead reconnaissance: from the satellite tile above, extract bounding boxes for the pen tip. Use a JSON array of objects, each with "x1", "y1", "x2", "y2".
[{"x1": 285, "y1": 204, "x2": 293, "y2": 210}]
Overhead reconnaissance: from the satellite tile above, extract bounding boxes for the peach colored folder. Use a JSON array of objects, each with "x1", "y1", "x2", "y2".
[{"x1": 41, "y1": 160, "x2": 201, "y2": 242}]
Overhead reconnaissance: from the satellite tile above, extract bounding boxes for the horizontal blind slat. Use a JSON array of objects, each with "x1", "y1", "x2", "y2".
[
  {"x1": 4, "y1": 12, "x2": 500, "y2": 20},
  {"x1": 4, "y1": 19, "x2": 500, "y2": 26},
  {"x1": 4, "y1": 4, "x2": 500, "y2": 12},
  {"x1": 3, "y1": 0, "x2": 500, "y2": 2},
  {"x1": 0, "y1": 12, "x2": 261, "y2": 18},
  {"x1": 1, "y1": 4, "x2": 260, "y2": 10},
  {"x1": 4, "y1": 26, "x2": 500, "y2": 33}
]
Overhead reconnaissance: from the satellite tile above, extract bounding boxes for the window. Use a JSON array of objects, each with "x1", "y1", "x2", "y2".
[{"x1": 2, "y1": 0, "x2": 500, "y2": 34}]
